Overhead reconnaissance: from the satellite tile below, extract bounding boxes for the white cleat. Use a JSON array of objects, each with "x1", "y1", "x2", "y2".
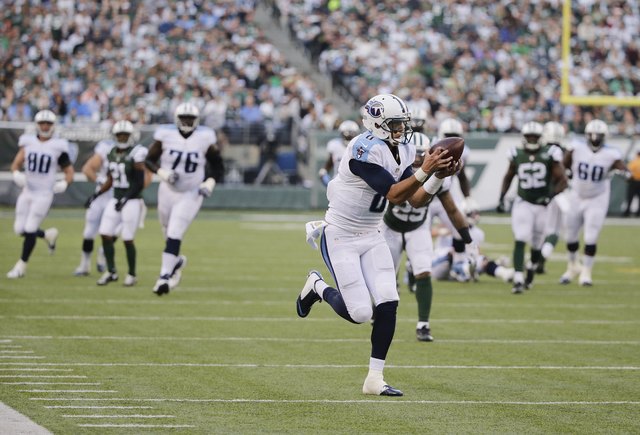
[
  {"x1": 44, "y1": 228, "x2": 59, "y2": 255},
  {"x1": 168, "y1": 255, "x2": 187, "y2": 289},
  {"x1": 559, "y1": 261, "x2": 582, "y2": 285},
  {"x1": 7, "y1": 260, "x2": 27, "y2": 279},
  {"x1": 362, "y1": 375, "x2": 403, "y2": 397},
  {"x1": 74, "y1": 266, "x2": 90, "y2": 276},
  {"x1": 123, "y1": 274, "x2": 137, "y2": 287},
  {"x1": 578, "y1": 268, "x2": 593, "y2": 287},
  {"x1": 153, "y1": 276, "x2": 170, "y2": 296},
  {"x1": 97, "y1": 271, "x2": 118, "y2": 286}
]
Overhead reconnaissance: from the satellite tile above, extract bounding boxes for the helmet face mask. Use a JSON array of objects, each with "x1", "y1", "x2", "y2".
[
  {"x1": 521, "y1": 121, "x2": 544, "y2": 151},
  {"x1": 338, "y1": 120, "x2": 360, "y2": 145},
  {"x1": 174, "y1": 102, "x2": 200, "y2": 134},
  {"x1": 34, "y1": 110, "x2": 56, "y2": 139},
  {"x1": 361, "y1": 94, "x2": 413, "y2": 146},
  {"x1": 112, "y1": 120, "x2": 135, "y2": 149},
  {"x1": 585, "y1": 119, "x2": 608, "y2": 151}
]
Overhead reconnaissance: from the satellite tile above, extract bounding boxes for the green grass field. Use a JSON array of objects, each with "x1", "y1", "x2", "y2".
[{"x1": 1, "y1": 207, "x2": 639, "y2": 434}]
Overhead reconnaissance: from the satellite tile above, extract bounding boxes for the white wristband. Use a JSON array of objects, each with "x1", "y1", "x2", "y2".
[
  {"x1": 423, "y1": 176, "x2": 444, "y2": 194},
  {"x1": 414, "y1": 168, "x2": 428, "y2": 183}
]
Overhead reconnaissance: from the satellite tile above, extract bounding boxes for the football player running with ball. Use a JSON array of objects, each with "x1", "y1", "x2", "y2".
[
  {"x1": 145, "y1": 102, "x2": 223, "y2": 296},
  {"x1": 297, "y1": 94, "x2": 455, "y2": 396},
  {"x1": 497, "y1": 121, "x2": 568, "y2": 294},
  {"x1": 560, "y1": 120, "x2": 631, "y2": 286},
  {"x1": 8, "y1": 110, "x2": 73, "y2": 278},
  {"x1": 86, "y1": 120, "x2": 148, "y2": 287}
]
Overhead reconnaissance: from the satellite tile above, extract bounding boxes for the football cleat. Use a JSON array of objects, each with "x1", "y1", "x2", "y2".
[
  {"x1": 296, "y1": 270, "x2": 323, "y2": 318},
  {"x1": 96, "y1": 247, "x2": 106, "y2": 273},
  {"x1": 578, "y1": 268, "x2": 593, "y2": 287},
  {"x1": 44, "y1": 228, "x2": 59, "y2": 255},
  {"x1": 74, "y1": 266, "x2": 89, "y2": 277},
  {"x1": 524, "y1": 267, "x2": 535, "y2": 290},
  {"x1": 7, "y1": 260, "x2": 26, "y2": 279},
  {"x1": 511, "y1": 281, "x2": 525, "y2": 294},
  {"x1": 416, "y1": 326, "x2": 434, "y2": 342},
  {"x1": 559, "y1": 260, "x2": 582, "y2": 285},
  {"x1": 123, "y1": 274, "x2": 137, "y2": 287},
  {"x1": 153, "y1": 275, "x2": 170, "y2": 296},
  {"x1": 168, "y1": 255, "x2": 187, "y2": 289},
  {"x1": 362, "y1": 376, "x2": 404, "y2": 396},
  {"x1": 535, "y1": 258, "x2": 546, "y2": 274},
  {"x1": 97, "y1": 271, "x2": 118, "y2": 286}
]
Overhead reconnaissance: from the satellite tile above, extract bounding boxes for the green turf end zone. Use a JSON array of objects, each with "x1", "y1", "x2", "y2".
[{"x1": 0, "y1": 209, "x2": 639, "y2": 434}]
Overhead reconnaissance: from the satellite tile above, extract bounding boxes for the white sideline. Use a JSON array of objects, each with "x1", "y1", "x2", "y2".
[{"x1": 0, "y1": 401, "x2": 52, "y2": 435}]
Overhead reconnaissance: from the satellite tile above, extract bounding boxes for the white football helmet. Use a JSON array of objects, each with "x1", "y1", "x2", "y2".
[
  {"x1": 407, "y1": 103, "x2": 428, "y2": 131},
  {"x1": 174, "y1": 102, "x2": 200, "y2": 134},
  {"x1": 542, "y1": 121, "x2": 565, "y2": 146},
  {"x1": 410, "y1": 132, "x2": 431, "y2": 167},
  {"x1": 34, "y1": 110, "x2": 56, "y2": 139},
  {"x1": 112, "y1": 120, "x2": 135, "y2": 149},
  {"x1": 338, "y1": 120, "x2": 360, "y2": 145},
  {"x1": 521, "y1": 121, "x2": 544, "y2": 151},
  {"x1": 438, "y1": 118, "x2": 464, "y2": 139},
  {"x1": 361, "y1": 94, "x2": 412, "y2": 146},
  {"x1": 585, "y1": 119, "x2": 608, "y2": 150}
]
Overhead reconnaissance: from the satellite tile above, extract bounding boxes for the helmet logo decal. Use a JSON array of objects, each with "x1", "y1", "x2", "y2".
[{"x1": 366, "y1": 101, "x2": 384, "y2": 118}]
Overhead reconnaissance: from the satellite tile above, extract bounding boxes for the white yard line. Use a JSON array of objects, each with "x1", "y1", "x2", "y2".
[
  {"x1": 0, "y1": 355, "x2": 45, "y2": 359},
  {"x1": 12, "y1": 362, "x2": 637, "y2": 370},
  {"x1": 0, "y1": 335, "x2": 638, "y2": 345},
  {"x1": 45, "y1": 406, "x2": 153, "y2": 409},
  {"x1": 62, "y1": 414, "x2": 175, "y2": 418},
  {"x1": 29, "y1": 398, "x2": 640, "y2": 405},
  {"x1": 0, "y1": 401, "x2": 52, "y2": 434},
  {"x1": 77, "y1": 424, "x2": 195, "y2": 428},
  {"x1": 3, "y1": 315, "x2": 639, "y2": 324},
  {"x1": 20, "y1": 389, "x2": 117, "y2": 393},
  {"x1": 3, "y1": 382, "x2": 100, "y2": 385},
  {"x1": 0, "y1": 375, "x2": 87, "y2": 378},
  {"x1": 0, "y1": 368, "x2": 74, "y2": 372}
]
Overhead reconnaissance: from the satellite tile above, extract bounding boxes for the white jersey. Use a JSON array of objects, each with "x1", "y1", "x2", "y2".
[
  {"x1": 325, "y1": 132, "x2": 415, "y2": 232},
  {"x1": 18, "y1": 134, "x2": 70, "y2": 193},
  {"x1": 570, "y1": 141, "x2": 621, "y2": 199},
  {"x1": 326, "y1": 137, "x2": 347, "y2": 174},
  {"x1": 153, "y1": 125, "x2": 217, "y2": 192},
  {"x1": 94, "y1": 139, "x2": 115, "y2": 183}
]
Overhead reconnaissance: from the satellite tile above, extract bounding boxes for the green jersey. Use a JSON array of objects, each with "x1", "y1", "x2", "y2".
[
  {"x1": 106, "y1": 145, "x2": 148, "y2": 200},
  {"x1": 510, "y1": 144, "x2": 561, "y2": 205}
]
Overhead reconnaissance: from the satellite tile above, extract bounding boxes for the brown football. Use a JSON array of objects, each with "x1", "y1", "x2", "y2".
[{"x1": 430, "y1": 136, "x2": 465, "y2": 162}]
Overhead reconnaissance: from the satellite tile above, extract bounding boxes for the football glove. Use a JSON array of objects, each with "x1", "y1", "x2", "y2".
[
  {"x1": 12, "y1": 170, "x2": 26, "y2": 187},
  {"x1": 496, "y1": 198, "x2": 506, "y2": 213},
  {"x1": 198, "y1": 178, "x2": 216, "y2": 197},
  {"x1": 53, "y1": 180, "x2": 68, "y2": 194},
  {"x1": 157, "y1": 168, "x2": 179, "y2": 184},
  {"x1": 84, "y1": 193, "x2": 99, "y2": 209},
  {"x1": 115, "y1": 197, "x2": 128, "y2": 212}
]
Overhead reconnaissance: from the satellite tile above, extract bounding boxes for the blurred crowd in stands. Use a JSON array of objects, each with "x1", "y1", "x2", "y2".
[
  {"x1": 272, "y1": 0, "x2": 640, "y2": 136},
  {"x1": 0, "y1": 0, "x2": 638, "y2": 147}
]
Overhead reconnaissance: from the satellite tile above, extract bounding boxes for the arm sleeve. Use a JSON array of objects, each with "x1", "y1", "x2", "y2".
[
  {"x1": 349, "y1": 160, "x2": 395, "y2": 197},
  {"x1": 205, "y1": 146, "x2": 224, "y2": 182},
  {"x1": 124, "y1": 168, "x2": 145, "y2": 199},
  {"x1": 57, "y1": 152, "x2": 71, "y2": 168}
]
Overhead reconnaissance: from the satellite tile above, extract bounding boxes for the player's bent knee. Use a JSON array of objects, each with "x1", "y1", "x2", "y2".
[{"x1": 350, "y1": 305, "x2": 373, "y2": 324}]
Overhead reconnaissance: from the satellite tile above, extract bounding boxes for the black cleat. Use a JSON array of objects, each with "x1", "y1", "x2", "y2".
[
  {"x1": 525, "y1": 268, "x2": 535, "y2": 290},
  {"x1": 153, "y1": 275, "x2": 170, "y2": 296},
  {"x1": 512, "y1": 282, "x2": 525, "y2": 294},
  {"x1": 416, "y1": 326, "x2": 434, "y2": 342},
  {"x1": 380, "y1": 385, "x2": 404, "y2": 397},
  {"x1": 296, "y1": 270, "x2": 323, "y2": 318}
]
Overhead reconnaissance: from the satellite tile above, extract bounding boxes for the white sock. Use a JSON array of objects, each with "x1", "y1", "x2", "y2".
[
  {"x1": 314, "y1": 279, "x2": 329, "y2": 300},
  {"x1": 513, "y1": 271, "x2": 524, "y2": 284},
  {"x1": 582, "y1": 255, "x2": 594, "y2": 269},
  {"x1": 161, "y1": 252, "x2": 177, "y2": 277},
  {"x1": 368, "y1": 357, "x2": 385, "y2": 373},
  {"x1": 541, "y1": 242, "x2": 554, "y2": 259},
  {"x1": 80, "y1": 252, "x2": 90, "y2": 269},
  {"x1": 416, "y1": 321, "x2": 429, "y2": 329},
  {"x1": 568, "y1": 251, "x2": 578, "y2": 263}
]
